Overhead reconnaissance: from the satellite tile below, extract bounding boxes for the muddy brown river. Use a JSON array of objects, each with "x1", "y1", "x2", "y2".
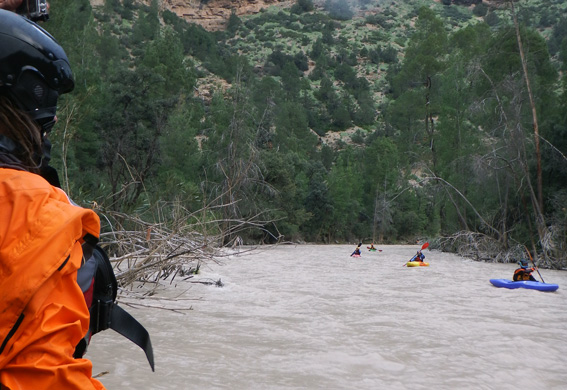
[{"x1": 88, "y1": 245, "x2": 567, "y2": 389}]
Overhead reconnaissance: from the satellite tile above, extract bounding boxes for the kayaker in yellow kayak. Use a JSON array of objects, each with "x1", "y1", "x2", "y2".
[{"x1": 410, "y1": 250, "x2": 425, "y2": 262}]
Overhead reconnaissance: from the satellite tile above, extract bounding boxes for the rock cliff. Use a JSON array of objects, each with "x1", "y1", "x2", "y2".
[{"x1": 163, "y1": 0, "x2": 294, "y2": 31}]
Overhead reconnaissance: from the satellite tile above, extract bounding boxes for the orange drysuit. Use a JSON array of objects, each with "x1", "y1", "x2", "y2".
[{"x1": 0, "y1": 168, "x2": 105, "y2": 390}]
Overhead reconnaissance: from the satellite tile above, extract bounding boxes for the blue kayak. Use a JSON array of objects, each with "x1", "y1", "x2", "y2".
[{"x1": 489, "y1": 278, "x2": 559, "y2": 292}]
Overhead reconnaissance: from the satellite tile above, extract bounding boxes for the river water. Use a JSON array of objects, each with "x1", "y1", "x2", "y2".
[{"x1": 88, "y1": 245, "x2": 567, "y2": 390}]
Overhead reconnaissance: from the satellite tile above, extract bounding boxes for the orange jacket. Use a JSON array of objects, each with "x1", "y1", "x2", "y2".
[
  {"x1": 0, "y1": 168, "x2": 105, "y2": 390},
  {"x1": 513, "y1": 267, "x2": 535, "y2": 281}
]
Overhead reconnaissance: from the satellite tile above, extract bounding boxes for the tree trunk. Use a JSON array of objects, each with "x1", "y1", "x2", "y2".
[{"x1": 509, "y1": 1, "x2": 543, "y2": 214}]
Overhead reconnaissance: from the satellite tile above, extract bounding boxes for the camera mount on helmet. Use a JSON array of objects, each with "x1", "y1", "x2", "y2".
[{"x1": 0, "y1": 9, "x2": 74, "y2": 132}]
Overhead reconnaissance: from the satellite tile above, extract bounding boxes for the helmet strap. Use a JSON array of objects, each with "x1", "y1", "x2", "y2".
[
  {"x1": 0, "y1": 134, "x2": 24, "y2": 154},
  {"x1": 37, "y1": 133, "x2": 61, "y2": 188}
]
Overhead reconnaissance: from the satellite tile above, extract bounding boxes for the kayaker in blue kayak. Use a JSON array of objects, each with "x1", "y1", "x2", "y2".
[{"x1": 513, "y1": 260, "x2": 537, "y2": 281}]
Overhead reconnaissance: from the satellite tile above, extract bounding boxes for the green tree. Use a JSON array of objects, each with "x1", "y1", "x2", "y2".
[
  {"x1": 201, "y1": 73, "x2": 279, "y2": 244},
  {"x1": 292, "y1": 0, "x2": 314, "y2": 14},
  {"x1": 274, "y1": 101, "x2": 317, "y2": 154},
  {"x1": 281, "y1": 61, "x2": 302, "y2": 101},
  {"x1": 327, "y1": 149, "x2": 365, "y2": 241},
  {"x1": 93, "y1": 67, "x2": 176, "y2": 209},
  {"x1": 227, "y1": 10, "x2": 242, "y2": 34},
  {"x1": 155, "y1": 101, "x2": 203, "y2": 207},
  {"x1": 325, "y1": 0, "x2": 354, "y2": 21},
  {"x1": 302, "y1": 161, "x2": 335, "y2": 241},
  {"x1": 361, "y1": 138, "x2": 400, "y2": 241},
  {"x1": 141, "y1": 28, "x2": 196, "y2": 97},
  {"x1": 261, "y1": 152, "x2": 310, "y2": 242},
  {"x1": 131, "y1": 0, "x2": 160, "y2": 44},
  {"x1": 387, "y1": 7, "x2": 448, "y2": 170}
]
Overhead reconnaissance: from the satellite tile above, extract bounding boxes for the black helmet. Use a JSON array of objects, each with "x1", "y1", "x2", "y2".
[{"x1": 0, "y1": 9, "x2": 74, "y2": 131}]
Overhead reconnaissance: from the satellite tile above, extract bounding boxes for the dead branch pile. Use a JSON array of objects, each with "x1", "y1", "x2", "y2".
[
  {"x1": 96, "y1": 209, "x2": 227, "y2": 294},
  {"x1": 434, "y1": 231, "x2": 525, "y2": 263},
  {"x1": 434, "y1": 230, "x2": 566, "y2": 269}
]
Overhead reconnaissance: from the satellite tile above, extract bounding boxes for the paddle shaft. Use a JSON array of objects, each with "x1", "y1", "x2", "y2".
[{"x1": 524, "y1": 245, "x2": 545, "y2": 283}]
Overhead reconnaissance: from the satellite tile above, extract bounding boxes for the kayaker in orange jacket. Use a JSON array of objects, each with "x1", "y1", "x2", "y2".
[
  {"x1": 0, "y1": 10, "x2": 105, "y2": 390},
  {"x1": 513, "y1": 260, "x2": 537, "y2": 282}
]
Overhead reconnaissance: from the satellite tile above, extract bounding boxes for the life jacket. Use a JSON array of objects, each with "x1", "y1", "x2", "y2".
[
  {"x1": 513, "y1": 268, "x2": 533, "y2": 281},
  {"x1": 74, "y1": 240, "x2": 155, "y2": 371},
  {"x1": 411, "y1": 253, "x2": 425, "y2": 262}
]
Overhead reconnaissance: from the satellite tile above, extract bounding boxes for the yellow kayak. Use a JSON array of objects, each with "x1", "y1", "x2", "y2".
[{"x1": 406, "y1": 261, "x2": 429, "y2": 267}]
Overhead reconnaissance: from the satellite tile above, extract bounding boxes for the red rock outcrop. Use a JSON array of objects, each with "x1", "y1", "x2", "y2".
[{"x1": 164, "y1": 0, "x2": 294, "y2": 31}]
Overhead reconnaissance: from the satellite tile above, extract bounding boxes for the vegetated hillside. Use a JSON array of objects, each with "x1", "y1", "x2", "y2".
[
  {"x1": 85, "y1": 0, "x2": 566, "y2": 148},
  {"x1": 46, "y1": 0, "x2": 567, "y2": 264},
  {"x1": 181, "y1": 0, "x2": 566, "y2": 147},
  {"x1": 158, "y1": 0, "x2": 512, "y2": 32}
]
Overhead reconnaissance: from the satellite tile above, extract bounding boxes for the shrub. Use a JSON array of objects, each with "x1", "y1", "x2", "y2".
[
  {"x1": 291, "y1": 0, "x2": 314, "y2": 14},
  {"x1": 325, "y1": 0, "x2": 354, "y2": 21},
  {"x1": 351, "y1": 130, "x2": 366, "y2": 145},
  {"x1": 473, "y1": 4, "x2": 488, "y2": 17},
  {"x1": 484, "y1": 12, "x2": 500, "y2": 27}
]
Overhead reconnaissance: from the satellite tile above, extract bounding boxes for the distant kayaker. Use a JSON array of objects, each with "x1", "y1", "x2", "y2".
[
  {"x1": 351, "y1": 243, "x2": 362, "y2": 257},
  {"x1": 513, "y1": 260, "x2": 537, "y2": 281},
  {"x1": 411, "y1": 250, "x2": 425, "y2": 262},
  {"x1": 369, "y1": 243, "x2": 376, "y2": 250}
]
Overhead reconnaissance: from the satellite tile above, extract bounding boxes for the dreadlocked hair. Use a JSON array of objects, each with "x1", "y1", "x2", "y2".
[{"x1": 0, "y1": 95, "x2": 43, "y2": 173}]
